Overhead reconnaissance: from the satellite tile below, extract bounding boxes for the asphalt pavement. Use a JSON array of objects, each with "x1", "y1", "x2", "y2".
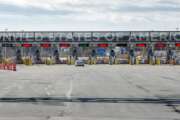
[{"x1": 0, "y1": 65, "x2": 180, "y2": 120}]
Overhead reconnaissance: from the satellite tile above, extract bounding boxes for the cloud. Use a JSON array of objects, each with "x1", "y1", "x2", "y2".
[
  {"x1": 112, "y1": 4, "x2": 180, "y2": 13},
  {"x1": 0, "y1": 3, "x2": 78, "y2": 16},
  {"x1": 0, "y1": 0, "x2": 179, "y2": 30}
]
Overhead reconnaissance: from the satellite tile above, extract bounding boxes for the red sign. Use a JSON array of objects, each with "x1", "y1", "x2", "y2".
[
  {"x1": 97, "y1": 44, "x2": 109, "y2": 48},
  {"x1": 136, "y1": 44, "x2": 146, "y2": 47},
  {"x1": 40, "y1": 43, "x2": 51, "y2": 48},
  {"x1": 175, "y1": 43, "x2": 180, "y2": 47},
  {"x1": 22, "y1": 43, "x2": 32, "y2": 48},
  {"x1": 59, "y1": 43, "x2": 70, "y2": 48},
  {"x1": 155, "y1": 43, "x2": 166, "y2": 48},
  {"x1": 16, "y1": 44, "x2": 21, "y2": 47}
]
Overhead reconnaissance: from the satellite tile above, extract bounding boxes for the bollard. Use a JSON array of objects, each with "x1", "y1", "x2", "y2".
[
  {"x1": 94, "y1": 59, "x2": 97, "y2": 64},
  {"x1": 28, "y1": 58, "x2": 33, "y2": 65},
  {"x1": 87, "y1": 59, "x2": 91, "y2": 65},
  {"x1": 149, "y1": 59, "x2": 153, "y2": 65},
  {"x1": 67, "y1": 59, "x2": 71, "y2": 65},
  {"x1": 136, "y1": 58, "x2": 139, "y2": 64},
  {"x1": 115, "y1": 59, "x2": 119, "y2": 64},
  {"x1": 170, "y1": 59, "x2": 175, "y2": 65},
  {"x1": 130, "y1": 57, "x2": 135, "y2": 65},
  {"x1": 156, "y1": 58, "x2": 161, "y2": 65},
  {"x1": 128, "y1": 57, "x2": 130, "y2": 64}
]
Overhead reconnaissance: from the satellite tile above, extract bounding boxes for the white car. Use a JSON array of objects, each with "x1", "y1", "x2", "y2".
[{"x1": 75, "y1": 59, "x2": 85, "y2": 66}]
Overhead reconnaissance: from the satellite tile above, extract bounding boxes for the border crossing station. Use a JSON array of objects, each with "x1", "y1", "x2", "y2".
[{"x1": 0, "y1": 31, "x2": 180, "y2": 65}]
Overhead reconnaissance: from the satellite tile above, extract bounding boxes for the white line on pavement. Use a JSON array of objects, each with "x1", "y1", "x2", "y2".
[{"x1": 66, "y1": 78, "x2": 73, "y2": 99}]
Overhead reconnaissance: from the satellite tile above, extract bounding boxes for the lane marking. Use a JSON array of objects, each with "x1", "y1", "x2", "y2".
[{"x1": 66, "y1": 79, "x2": 73, "y2": 99}]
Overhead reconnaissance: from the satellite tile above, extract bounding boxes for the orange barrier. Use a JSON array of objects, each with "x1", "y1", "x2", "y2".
[{"x1": 0, "y1": 64, "x2": 16, "y2": 71}]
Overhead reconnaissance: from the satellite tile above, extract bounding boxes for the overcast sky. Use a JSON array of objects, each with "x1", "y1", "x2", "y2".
[{"x1": 0, "y1": 0, "x2": 180, "y2": 31}]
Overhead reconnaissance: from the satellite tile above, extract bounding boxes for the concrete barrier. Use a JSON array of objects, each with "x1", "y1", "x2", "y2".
[{"x1": 0, "y1": 63, "x2": 16, "y2": 71}]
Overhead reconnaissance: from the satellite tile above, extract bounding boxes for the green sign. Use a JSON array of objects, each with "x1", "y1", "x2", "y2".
[{"x1": 79, "y1": 44, "x2": 89, "y2": 47}]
